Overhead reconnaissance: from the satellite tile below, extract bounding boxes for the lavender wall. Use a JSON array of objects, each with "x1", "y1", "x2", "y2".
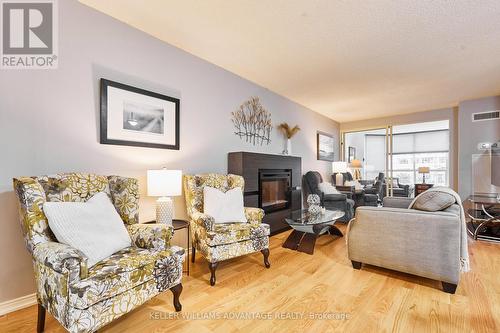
[
  {"x1": 0, "y1": 0, "x2": 339, "y2": 304},
  {"x1": 458, "y1": 96, "x2": 500, "y2": 198}
]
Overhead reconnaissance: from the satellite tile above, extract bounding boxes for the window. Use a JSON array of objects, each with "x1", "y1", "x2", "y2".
[{"x1": 391, "y1": 129, "x2": 449, "y2": 186}]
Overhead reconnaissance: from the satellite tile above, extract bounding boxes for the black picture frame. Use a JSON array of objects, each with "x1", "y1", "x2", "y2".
[
  {"x1": 100, "y1": 78, "x2": 180, "y2": 150},
  {"x1": 317, "y1": 131, "x2": 335, "y2": 162},
  {"x1": 348, "y1": 146, "x2": 356, "y2": 163}
]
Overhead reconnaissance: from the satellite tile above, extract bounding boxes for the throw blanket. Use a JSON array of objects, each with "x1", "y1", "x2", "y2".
[{"x1": 409, "y1": 186, "x2": 470, "y2": 272}]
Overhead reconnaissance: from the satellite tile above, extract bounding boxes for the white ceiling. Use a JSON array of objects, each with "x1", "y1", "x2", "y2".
[{"x1": 79, "y1": 0, "x2": 500, "y2": 122}]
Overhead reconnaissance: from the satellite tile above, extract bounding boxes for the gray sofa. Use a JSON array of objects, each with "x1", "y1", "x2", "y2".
[
  {"x1": 303, "y1": 171, "x2": 355, "y2": 222},
  {"x1": 347, "y1": 196, "x2": 462, "y2": 293}
]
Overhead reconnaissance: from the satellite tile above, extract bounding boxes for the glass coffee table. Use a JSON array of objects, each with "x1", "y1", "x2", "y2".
[{"x1": 282, "y1": 209, "x2": 345, "y2": 255}]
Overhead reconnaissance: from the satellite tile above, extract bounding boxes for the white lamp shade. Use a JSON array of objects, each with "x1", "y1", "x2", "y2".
[
  {"x1": 147, "y1": 169, "x2": 182, "y2": 197},
  {"x1": 332, "y1": 161, "x2": 348, "y2": 173}
]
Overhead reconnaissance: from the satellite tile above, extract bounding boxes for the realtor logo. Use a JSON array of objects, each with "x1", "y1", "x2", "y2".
[{"x1": 1, "y1": 0, "x2": 58, "y2": 69}]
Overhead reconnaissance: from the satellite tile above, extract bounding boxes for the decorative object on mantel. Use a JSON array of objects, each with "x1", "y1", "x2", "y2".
[
  {"x1": 307, "y1": 194, "x2": 322, "y2": 216},
  {"x1": 317, "y1": 131, "x2": 335, "y2": 161},
  {"x1": 418, "y1": 166, "x2": 430, "y2": 183},
  {"x1": 231, "y1": 96, "x2": 272, "y2": 145},
  {"x1": 278, "y1": 122, "x2": 300, "y2": 155},
  {"x1": 147, "y1": 169, "x2": 182, "y2": 226},
  {"x1": 100, "y1": 79, "x2": 180, "y2": 149}
]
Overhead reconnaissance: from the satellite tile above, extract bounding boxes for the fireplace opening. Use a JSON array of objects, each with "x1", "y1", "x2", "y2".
[{"x1": 259, "y1": 169, "x2": 292, "y2": 213}]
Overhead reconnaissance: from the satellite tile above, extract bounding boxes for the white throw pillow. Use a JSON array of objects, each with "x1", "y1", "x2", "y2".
[
  {"x1": 43, "y1": 192, "x2": 132, "y2": 267},
  {"x1": 318, "y1": 182, "x2": 340, "y2": 195},
  {"x1": 203, "y1": 186, "x2": 247, "y2": 224},
  {"x1": 345, "y1": 180, "x2": 363, "y2": 190}
]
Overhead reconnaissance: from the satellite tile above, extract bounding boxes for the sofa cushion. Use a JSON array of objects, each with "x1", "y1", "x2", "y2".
[
  {"x1": 69, "y1": 246, "x2": 184, "y2": 309},
  {"x1": 412, "y1": 190, "x2": 455, "y2": 212}
]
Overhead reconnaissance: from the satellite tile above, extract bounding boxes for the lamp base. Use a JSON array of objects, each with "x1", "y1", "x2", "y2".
[
  {"x1": 353, "y1": 169, "x2": 361, "y2": 180},
  {"x1": 335, "y1": 173, "x2": 344, "y2": 186},
  {"x1": 156, "y1": 197, "x2": 174, "y2": 226}
]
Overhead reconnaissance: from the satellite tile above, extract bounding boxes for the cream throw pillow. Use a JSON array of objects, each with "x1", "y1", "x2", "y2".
[
  {"x1": 318, "y1": 182, "x2": 340, "y2": 195},
  {"x1": 43, "y1": 192, "x2": 132, "y2": 267},
  {"x1": 412, "y1": 190, "x2": 456, "y2": 212},
  {"x1": 203, "y1": 186, "x2": 247, "y2": 223},
  {"x1": 345, "y1": 180, "x2": 363, "y2": 190}
]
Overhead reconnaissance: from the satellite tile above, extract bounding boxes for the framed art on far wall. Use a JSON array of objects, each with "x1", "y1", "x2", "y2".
[
  {"x1": 317, "y1": 131, "x2": 335, "y2": 161},
  {"x1": 100, "y1": 79, "x2": 180, "y2": 150},
  {"x1": 348, "y1": 146, "x2": 356, "y2": 163}
]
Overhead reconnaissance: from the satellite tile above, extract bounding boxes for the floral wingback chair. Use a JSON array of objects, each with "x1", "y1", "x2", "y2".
[
  {"x1": 184, "y1": 174, "x2": 270, "y2": 286},
  {"x1": 13, "y1": 173, "x2": 185, "y2": 333}
]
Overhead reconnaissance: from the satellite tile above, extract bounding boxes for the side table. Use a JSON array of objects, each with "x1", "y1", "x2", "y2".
[
  {"x1": 415, "y1": 183, "x2": 433, "y2": 196},
  {"x1": 145, "y1": 219, "x2": 190, "y2": 275}
]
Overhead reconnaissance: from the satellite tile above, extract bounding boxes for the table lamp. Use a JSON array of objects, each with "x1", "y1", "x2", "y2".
[
  {"x1": 147, "y1": 169, "x2": 182, "y2": 225},
  {"x1": 418, "y1": 166, "x2": 430, "y2": 184},
  {"x1": 332, "y1": 161, "x2": 348, "y2": 185},
  {"x1": 350, "y1": 159, "x2": 362, "y2": 180}
]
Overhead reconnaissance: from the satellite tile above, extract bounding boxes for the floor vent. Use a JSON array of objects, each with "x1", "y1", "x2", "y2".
[{"x1": 472, "y1": 110, "x2": 500, "y2": 122}]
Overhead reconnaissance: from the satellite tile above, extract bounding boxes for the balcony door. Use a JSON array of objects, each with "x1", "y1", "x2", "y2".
[{"x1": 342, "y1": 120, "x2": 450, "y2": 197}]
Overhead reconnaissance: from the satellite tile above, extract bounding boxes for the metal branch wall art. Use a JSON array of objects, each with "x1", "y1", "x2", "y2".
[{"x1": 231, "y1": 96, "x2": 272, "y2": 145}]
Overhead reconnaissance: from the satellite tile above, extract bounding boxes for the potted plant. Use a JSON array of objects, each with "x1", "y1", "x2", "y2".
[{"x1": 277, "y1": 123, "x2": 300, "y2": 155}]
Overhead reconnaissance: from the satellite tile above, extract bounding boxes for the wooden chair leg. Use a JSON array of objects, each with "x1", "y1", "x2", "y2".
[
  {"x1": 261, "y1": 248, "x2": 271, "y2": 268},
  {"x1": 442, "y1": 281, "x2": 457, "y2": 294},
  {"x1": 37, "y1": 303, "x2": 45, "y2": 333},
  {"x1": 208, "y1": 262, "x2": 218, "y2": 286},
  {"x1": 191, "y1": 246, "x2": 196, "y2": 263},
  {"x1": 351, "y1": 260, "x2": 362, "y2": 269},
  {"x1": 169, "y1": 283, "x2": 183, "y2": 312}
]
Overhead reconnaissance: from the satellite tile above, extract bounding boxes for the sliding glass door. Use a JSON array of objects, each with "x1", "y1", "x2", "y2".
[{"x1": 342, "y1": 120, "x2": 450, "y2": 197}]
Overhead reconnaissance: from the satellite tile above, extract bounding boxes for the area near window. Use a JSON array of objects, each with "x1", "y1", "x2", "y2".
[{"x1": 344, "y1": 120, "x2": 450, "y2": 188}]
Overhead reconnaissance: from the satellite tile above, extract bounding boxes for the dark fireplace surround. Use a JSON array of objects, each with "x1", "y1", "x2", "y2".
[{"x1": 228, "y1": 152, "x2": 302, "y2": 234}]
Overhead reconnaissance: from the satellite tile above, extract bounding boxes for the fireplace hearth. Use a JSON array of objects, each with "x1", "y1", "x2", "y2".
[{"x1": 228, "y1": 152, "x2": 302, "y2": 234}]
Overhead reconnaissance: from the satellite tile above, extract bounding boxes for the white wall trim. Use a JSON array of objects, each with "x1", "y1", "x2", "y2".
[{"x1": 0, "y1": 293, "x2": 37, "y2": 315}]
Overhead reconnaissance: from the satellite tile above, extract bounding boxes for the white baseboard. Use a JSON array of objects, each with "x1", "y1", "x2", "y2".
[{"x1": 0, "y1": 293, "x2": 37, "y2": 316}]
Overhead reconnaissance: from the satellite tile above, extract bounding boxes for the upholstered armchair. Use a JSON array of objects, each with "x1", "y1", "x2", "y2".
[
  {"x1": 382, "y1": 177, "x2": 411, "y2": 198},
  {"x1": 364, "y1": 172, "x2": 385, "y2": 204},
  {"x1": 183, "y1": 174, "x2": 270, "y2": 286},
  {"x1": 13, "y1": 173, "x2": 185, "y2": 333},
  {"x1": 303, "y1": 171, "x2": 355, "y2": 222}
]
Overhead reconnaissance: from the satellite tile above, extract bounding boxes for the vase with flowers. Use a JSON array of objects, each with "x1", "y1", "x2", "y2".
[{"x1": 277, "y1": 123, "x2": 300, "y2": 155}]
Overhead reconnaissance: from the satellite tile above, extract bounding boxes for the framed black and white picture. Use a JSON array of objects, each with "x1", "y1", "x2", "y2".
[
  {"x1": 317, "y1": 131, "x2": 335, "y2": 161},
  {"x1": 100, "y1": 79, "x2": 180, "y2": 150},
  {"x1": 348, "y1": 146, "x2": 356, "y2": 163}
]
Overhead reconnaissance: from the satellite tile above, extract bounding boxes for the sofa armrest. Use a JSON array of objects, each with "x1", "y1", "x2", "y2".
[
  {"x1": 363, "y1": 187, "x2": 377, "y2": 195},
  {"x1": 33, "y1": 242, "x2": 88, "y2": 281},
  {"x1": 347, "y1": 207, "x2": 461, "y2": 284},
  {"x1": 244, "y1": 207, "x2": 264, "y2": 223},
  {"x1": 383, "y1": 196, "x2": 413, "y2": 208},
  {"x1": 323, "y1": 193, "x2": 347, "y2": 202},
  {"x1": 127, "y1": 223, "x2": 173, "y2": 250},
  {"x1": 190, "y1": 210, "x2": 215, "y2": 232}
]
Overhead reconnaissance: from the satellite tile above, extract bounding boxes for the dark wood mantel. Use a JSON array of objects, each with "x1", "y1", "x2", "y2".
[{"x1": 228, "y1": 152, "x2": 302, "y2": 234}]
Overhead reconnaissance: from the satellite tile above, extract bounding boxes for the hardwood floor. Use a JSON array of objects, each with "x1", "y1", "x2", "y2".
[{"x1": 1, "y1": 224, "x2": 499, "y2": 332}]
